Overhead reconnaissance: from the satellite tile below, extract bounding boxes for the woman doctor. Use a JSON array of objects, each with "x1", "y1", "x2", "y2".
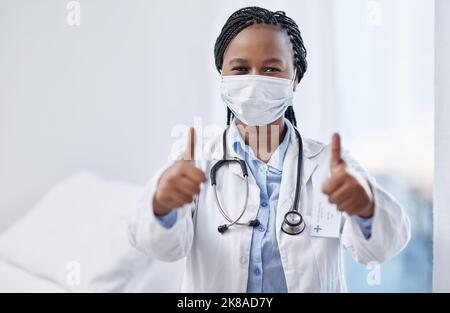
[{"x1": 128, "y1": 7, "x2": 411, "y2": 292}]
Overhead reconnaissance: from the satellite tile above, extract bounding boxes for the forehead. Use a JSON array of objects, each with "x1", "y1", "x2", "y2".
[{"x1": 223, "y1": 24, "x2": 294, "y2": 62}]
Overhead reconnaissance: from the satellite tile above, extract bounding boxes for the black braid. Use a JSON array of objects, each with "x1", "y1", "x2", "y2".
[
  {"x1": 216, "y1": 7, "x2": 306, "y2": 127},
  {"x1": 227, "y1": 107, "x2": 233, "y2": 126},
  {"x1": 285, "y1": 106, "x2": 297, "y2": 127}
]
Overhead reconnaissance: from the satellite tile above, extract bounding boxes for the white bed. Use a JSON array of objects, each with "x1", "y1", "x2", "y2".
[
  {"x1": 0, "y1": 172, "x2": 185, "y2": 293},
  {"x1": 0, "y1": 261, "x2": 67, "y2": 293}
]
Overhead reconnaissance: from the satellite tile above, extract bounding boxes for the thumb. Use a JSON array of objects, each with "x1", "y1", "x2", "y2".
[
  {"x1": 182, "y1": 127, "x2": 196, "y2": 161},
  {"x1": 330, "y1": 132, "x2": 343, "y2": 171}
]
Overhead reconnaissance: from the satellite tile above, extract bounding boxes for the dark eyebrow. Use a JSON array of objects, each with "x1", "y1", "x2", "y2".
[
  {"x1": 262, "y1": 58, "x2": 284, "y2": 65},
  {"x1": 228, "y1": 58, "x2": 249, "y2": 65}
]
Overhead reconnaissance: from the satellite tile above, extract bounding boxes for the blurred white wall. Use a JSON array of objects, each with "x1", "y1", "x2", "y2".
[
  {"x1": 0, "y1": 0, "x2": 217, "y2": 230},
  {"x1": 434, "y1": 0, "x2": 450, "y2": 293},
  {"x1": 332, "y1": 0, "x2": 434, "y2": 193}
]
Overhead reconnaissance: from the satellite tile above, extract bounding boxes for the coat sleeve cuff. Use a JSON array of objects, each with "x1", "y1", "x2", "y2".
[
  {"x1": 155, "y1": 209, "x2": 178, "y2": 228},
  {"x1": 352, "y1": 215, "x2": 374, "y2": 239}
]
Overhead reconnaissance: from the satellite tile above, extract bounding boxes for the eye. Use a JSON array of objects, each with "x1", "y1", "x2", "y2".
[
  {"x1": 231, "y1": 67, "x2": 249, "y2": 73},
  {"x1": 263, "y1": 67, "x2": 281, "y2": 73}
]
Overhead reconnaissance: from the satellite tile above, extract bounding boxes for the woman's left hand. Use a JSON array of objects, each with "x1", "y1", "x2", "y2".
[{"x1": 321, "y1": 133, "x2": 374, "y2": 218}]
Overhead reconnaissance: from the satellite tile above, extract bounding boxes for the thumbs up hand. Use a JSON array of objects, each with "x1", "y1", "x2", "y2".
[
  {"x1": 153, "y1": 127, "x2": 206, "y2": 216},
  {"x1": 321, "y1": 133, "x2": 374, "y2": 218}
]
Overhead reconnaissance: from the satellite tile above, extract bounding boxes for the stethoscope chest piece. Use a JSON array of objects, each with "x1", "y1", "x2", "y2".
[{"x1": 281, "y1": 211, "x2": 306, "y2": 235}]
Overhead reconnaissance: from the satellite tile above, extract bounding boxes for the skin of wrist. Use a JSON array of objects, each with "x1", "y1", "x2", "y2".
[
  {"x1": 153, "y1": 196, "x2": 171, "y2": 216},
  {"x1": 357, "y1": 201, "x2": 375, "y2": 218}
]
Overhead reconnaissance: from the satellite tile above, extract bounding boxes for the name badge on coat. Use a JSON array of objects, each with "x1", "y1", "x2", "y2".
[{"x1": 309, "y1": 199, "x2": 342, "y2": 238}]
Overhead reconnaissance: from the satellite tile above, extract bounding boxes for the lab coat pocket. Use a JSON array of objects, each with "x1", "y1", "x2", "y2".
[{"x1": 305, "y1": 215, "x2": 342, "y2": 292}]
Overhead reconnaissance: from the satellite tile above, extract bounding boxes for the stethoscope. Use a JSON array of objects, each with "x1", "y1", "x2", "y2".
[{"x1": 210, "y1": 126, "x2": 306, "y2": 235}]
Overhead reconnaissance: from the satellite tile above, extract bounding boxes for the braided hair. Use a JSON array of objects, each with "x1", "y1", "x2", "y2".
[{"x1": 214, "y1": 6, "x2": 307, "y2": 127}]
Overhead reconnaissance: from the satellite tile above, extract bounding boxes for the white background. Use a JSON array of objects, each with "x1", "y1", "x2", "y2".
[{"x1": 434, "y1": 0, "x2": 450, "y2": 292}]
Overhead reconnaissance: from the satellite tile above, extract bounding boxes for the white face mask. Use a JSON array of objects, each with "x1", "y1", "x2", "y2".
[{"x1": 220, "y1": 73, "x2": 295, "y2": 126}]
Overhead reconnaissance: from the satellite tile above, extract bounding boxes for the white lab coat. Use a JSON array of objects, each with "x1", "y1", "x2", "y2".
[{"x1": 128, "y1": 125, "x2": 411, "y2": 293}]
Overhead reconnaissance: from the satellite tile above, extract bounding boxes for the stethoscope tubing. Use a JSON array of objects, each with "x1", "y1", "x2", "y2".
[
  {"x1": 212, "y1": 175, "x2": 250, "y2": 227},
  {"x1": 211, "y1": 125, "x2": 305, "y2": 235}
]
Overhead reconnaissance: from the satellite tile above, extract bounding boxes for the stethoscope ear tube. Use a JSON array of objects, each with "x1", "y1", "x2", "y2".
[
  {"x1": 218, "y1": 224, "x2": 229, "y2": 234},
  {"x1": 212, "y1": 162, "x2": 251, "y2": 234},
  {"x1": 218, "y1": 218, "x2": 260, "y2": 234},
  {"x1": 210, "y1": 159, "x2": 248, "y2": 186}
]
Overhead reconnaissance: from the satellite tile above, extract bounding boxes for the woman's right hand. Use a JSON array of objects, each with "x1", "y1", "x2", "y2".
[{"x1": 153, "y1": 128, "x2": 206, "y2": 216}]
